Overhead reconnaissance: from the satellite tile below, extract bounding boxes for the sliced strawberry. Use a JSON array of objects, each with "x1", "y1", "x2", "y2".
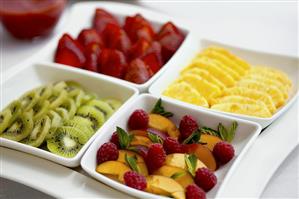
[
  {"x1": 98, "y1": 49, "x2": 127, "y2": 78},
  {"x1": 127, "y1": 38, "x2": 151, "y2": 61},
  {"x1": 124, "y1": 58, "x2": 152, "y2": 84},
  {"x1": 156, "y1": 22, "x2": 184, "y2": 62},
  {"x1": 124, "y1": 14, "x2": 155, "y2": 43},
  {"x1": 77, "y1": 28, "x2": 103, "y2": 47},
  {"x1": 54, "y1": 33, "x2": 86, "y2": 68},
  {"x1": 142, "y1": 53, "x2": 161, "y2": 74},
  {"x1": 92, "y1": 8, "x2": 119, "y2": 34},
  {"x1": 145, "y1": 41, "x2": 163, "y2": 66},
  {"x1": 84, "y1": 42, "x2": 101, "y2": 72},
  {"x1": 102, "y1": 24, "x2": 131, "y2": 55}
]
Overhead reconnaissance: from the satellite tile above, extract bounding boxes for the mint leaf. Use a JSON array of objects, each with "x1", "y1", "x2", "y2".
[
  {"x1": 151, "y1": 98, "x2": 173, "y2": 118},
  {"x1": 125, "y1": 154, "x2": 140, "y2": 173},
  {"x1": 185, "y1": 154, "x2": 197, "y2": 176},
  {"x1": 116, "y1": 127, "x2": 134, "y2": 149},
  {"x1": 227, "y1": 121, "x2": 238, "y2": 142},
  {"x1": 148, "y1": 132, "x2": 163, "y2": 144},
  {"x1": 200, "y1": 127, "x2": 221, "y2": 137},
  {"x1": 218, "y1": 123, "x2": 228, "y2": 141},
  {"x1": 183, "y1": 129, "x2": 202, "y2": 144},
  {"x1": 171, "y1": 172, "x2": 186, "y2": 179}
]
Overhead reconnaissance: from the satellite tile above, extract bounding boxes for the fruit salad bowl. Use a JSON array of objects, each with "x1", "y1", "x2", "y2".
[
  {"x1": 0, "y1": 62, "x2": 138, "y2": 167},
  {"x1": 81, "y1": 94, "x2": 261, "y2": 199},
  {"x1": 149, "y1": 39, "x2": 299, "y2": 128},
  {"x1": 36, "y1": 1, "x2": 193, "y2": 92}
]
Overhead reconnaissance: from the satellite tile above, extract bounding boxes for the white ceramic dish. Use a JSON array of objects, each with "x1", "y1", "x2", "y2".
[
  {"x1": 81, "y1": 94, "x2": 261, "y2": 199},
  {"x1": 149, "y1": 39, "x2": 299, "y2": 128},
  {"x1": 0, "y1": 62, "x2": 138, "y2": 167},
  {"x1": 36, "y1": 1, "x2": 193, "y2": 93}
]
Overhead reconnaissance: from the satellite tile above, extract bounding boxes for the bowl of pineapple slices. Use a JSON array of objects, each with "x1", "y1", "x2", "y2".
[
  {"x1": 0, "y1": 62, "x2": 138, "y2": 167},
  {"x1": 150, "y1": 40, "x2": 298, "y2": 128}
]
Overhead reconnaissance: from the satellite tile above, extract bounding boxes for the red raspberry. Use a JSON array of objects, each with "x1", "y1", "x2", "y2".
[
  {"x1": 179, "y1": 115, "x2": 198, "y2": 141},
  {"x1": 213, "y1": 141, "x2": 235, "y2": 165},
  {"x1": 124, "y1": 171, "x2": 147, "y2": 191},
  {"x1": 146, "y1": 143, "x2": 166, "y2": 173},
  {"x1": 186, "y1": 184, "x2": 206, "y2": 199},
  {"x1": 128, "y1": 109, "x2": 149, "y2": 130},
  {"x1": 96, "y1": 142, "x2": 119, "y2": 164},
  {"x1": 109, "y1": 132, "x2": 120, "y2": 148},
  {"x1": 163, "y1": 137, "x2": 182, "y2": 154},
  {"x1": 195, "y1": 168, "x2": 217, "y2": 192}
]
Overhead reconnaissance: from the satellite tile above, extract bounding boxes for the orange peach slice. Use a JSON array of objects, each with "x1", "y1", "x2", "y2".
[
  {"x1": 149, "y1": 114, "x2": 179, "y2": 138},
  {"x1": 131, "y1": 135, "x2": 152, "y2": 147},
  {"x1": 96, "y1": 161, "x2": 131, "y2": 182},
  {"x1": 200, "y1": 134, "x2": 222, "y2": 151}
]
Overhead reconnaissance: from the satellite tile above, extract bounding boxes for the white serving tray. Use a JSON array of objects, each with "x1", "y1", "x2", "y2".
[
  {"x1": 149, "y1": 38, "x2": 299, "y2": 128},
  {"x1": 81, "y1": 94, "x2": 261, "y2": 199},
  {"x1": 0, "y1": 62, "x2": 138, "y2": 167},
  {"x1": 34, "y1": 1, "x2": 194, "y2": 93}
]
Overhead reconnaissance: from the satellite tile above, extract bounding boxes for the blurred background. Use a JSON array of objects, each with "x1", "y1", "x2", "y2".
[{"x1": 0, "y1": 0, "x2": 298, "y2": 198}]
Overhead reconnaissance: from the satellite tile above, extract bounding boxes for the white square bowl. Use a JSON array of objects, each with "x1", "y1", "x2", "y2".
[
  {"x1": 149, "y1": 39, "x2": 299, "y2": 128},
  {"x1": 0, "y1": 62, "x2": 138, "y2": 167},
  {"x1": 34, "y1": 1, "x2": 194, "y2": 93},
  {"x1": 81, "y1": 94, "x2": 261, "y2": 199}
]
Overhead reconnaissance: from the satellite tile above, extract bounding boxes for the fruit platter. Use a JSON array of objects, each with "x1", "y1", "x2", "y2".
[{"x1": 1, "y1": 1, "x2": 298, "y2": 199}]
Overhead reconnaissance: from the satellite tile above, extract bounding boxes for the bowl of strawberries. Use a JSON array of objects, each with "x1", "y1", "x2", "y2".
[
  {"x1": 49, "y1": 2, "x2": 191, "y2": 92},
  {"x1": 81, "y1": 94, "x2": 261, "y2": 199}
]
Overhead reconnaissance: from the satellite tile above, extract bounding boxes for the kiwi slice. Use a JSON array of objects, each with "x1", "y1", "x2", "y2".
[
  {"x1": 55, "y1": 107, "x2": 70, "y2": 121},
  {"x1": 65, "y1": 81, "x2": 83, "y2": 91},
  {"x1": 1, "y1": 112, "x2": 34, "y2": 141},
  {"x1": 0, "y1": 109, "x2": 12, "y2": 134},
  {"x1": 103, "y1": 99, "x2": 122, "y2": 111},
  {"x1": 48, "y1": 89, "x2": 67, "y2": 109},
  {"x1": 53, "y1": 81, "x2": 68, "y2": 91},
  {"x1": 32, "y1": 100, "x2": 50, "y2": 121},
  {"x1": 86, "y1": 99, "x2": 114, "y2": 119},
  {"x1": 76, "y1": 105, "x2": 105, "y2": 130},
  {"x1": 69, "y1": 89, "x2": 85, "y2": 107},
  {"x1": 4, "y1": 100, "x2": 22, "y2": 125},
  {"x1": 46, "y1": 111, "x2": 63, "y2": 140},
  {"x1": 20, "y1": 90, "x2": 39, "y2": 110},
  {"x1": 59, "y1": 98, "x2": 76, "y2": 119},
  {"x1": 64, "y1": 117, "x2": 94, "y2": 138},
  {"x1": 22, "y1": 115, "x2": 51, "y2": 147},
  {"x1": 37, "y1": 84, "x2": 53, "y2": 103},
  {"x1": 47, "y1": 126, "x2": 88, "y2": 158}
]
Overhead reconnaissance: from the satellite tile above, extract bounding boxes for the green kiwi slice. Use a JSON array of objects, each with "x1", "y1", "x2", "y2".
[
  {"x1": 47, "y1": 126, "x2": 88, "y2": 158},
  {"x1": 65, "y1": 81, "x2": 83, "y2": 91},
  {"x1": 59, "y1": 98, "x2": 76, "y2": 119},
  {"x1": 86, "y1": 99, "x2": 114, "y2": 119},
  {"x1": 64, "y1": 117, "x2": 94, "y2": 138},
  {"x1": 1, "y1": 112, "x2": 34, "y2": 141},
  {"x1": 46, "y1": 111, "x2": 63, "y2": 140},
  {"x1": 37, "y1": 84, "x2": 53, "y2": 103},
  {"x1": 32, "y1": 100, "x2": 50, "y2": 121},
  {"x1": 103, "y1": 99, "x2": 122, "y2": 111},
  {"x1": 53, "y1": 81, "x2": 68, "y2": 91},
  {"x1": 0, "y1": 109, "x2": 12, "y2": 134},
  {"x1": 55, "y1": 107, "x2": 70, "y2": 121},
  {"x1": 69, "y1": 89, "x2": 85, "y2": 107},
  {"x1": 22, "y1": 115, "x2": 51, "y2": 147},
  {"x1": 76, "y1": 105, "x2": 105, "y2": 130},
  {"x1": 48, "y1": 89, "x2": 67, "y2": 109},
  {"x1": 4, "y1": 100, "x2": 22, "y2": 125},
  {"x1": 20, "y1": 90, "x2": 39, "y2": 110}
]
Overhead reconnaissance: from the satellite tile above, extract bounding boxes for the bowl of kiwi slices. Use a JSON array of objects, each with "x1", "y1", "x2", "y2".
[{"x1": 0, "y1": 62, "x2": 138, "y2": 167}]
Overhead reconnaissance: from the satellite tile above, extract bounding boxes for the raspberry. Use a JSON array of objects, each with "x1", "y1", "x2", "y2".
[
  {"x1": 213, "y1": 141, "x2": 235, "y2": 165},
  {"x1": 163, "y1": 137, "x2": 182, "y2": 154},
  {"x1": 179, "y1": 115, "x2": 198, "y2": 141},
  {"x1": 109, "y1": 132, "x2": 120, "y2": 148},
  {"x1": 96, "y1": 142, "x2": 119, "y2": 164},
  {"x1": 146, "y1": 143, "x2": 166, "y2": 173},
  {"x1": 124, "y1": 171, "x2": 147, "y2": 191},
  {"x1": 128, "y1": 109, "x2": 149, "y2": 130},
  {"x1": 186, "y1": 184, "x2": 206, "y2": 199},
  {"x1": 195, "y1": 168, "x2": 217, "y2": 192}
]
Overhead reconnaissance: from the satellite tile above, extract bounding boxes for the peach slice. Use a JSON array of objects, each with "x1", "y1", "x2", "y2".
[
  {"x1": 183, "y1": 144, "x2": 217, "y2": 171},
  {"x1": 146, "y1": 175, "x2": 185, "y2": 199},
  {"x1": 165, "y1": 153, "x2": 206, "y2": 171},
  {"x1": 130, "y1": 135, "x2": 152, "y2": 147},
  {"x1": 153, "y1": 165, "x2": 194, "y2": 188},
  {"x1": 117, "y1": 150, "x2": 145, "y2": 163},
  {"x1": 148, "y1": 114, "x2": 179, "y2": 138},
  {"x1": 130, "y1": 128, "x2": 168, "y2": 141},
  {"x1": 96, "y1": 161, "x2": 131, "y2": 182},
  {"x1": 200, "y1": 134, "x2": 222, "y2": 151},
  {"x1": 129, "y1": 130, "x2": 148, "y2": 137}
]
